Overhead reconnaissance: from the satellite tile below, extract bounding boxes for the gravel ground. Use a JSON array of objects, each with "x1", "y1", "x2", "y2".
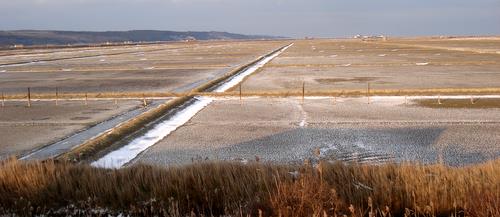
[{"x1": 134, "y1": 97, "x2": 500, "y2": 167}]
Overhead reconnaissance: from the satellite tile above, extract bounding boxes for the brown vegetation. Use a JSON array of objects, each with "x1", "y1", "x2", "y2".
[
  {"x1": 415, "y1": 98, "x2": 500, "y2": 109},
  {"x1": 315, "y1": 77, "x2": 378, "y2": 84},
  {"x1": 2, "y1": 87, "x2": 500, "y2": 101},
  {"x1": 0, "y1": 158, "x2": 498, "y2": 216}
]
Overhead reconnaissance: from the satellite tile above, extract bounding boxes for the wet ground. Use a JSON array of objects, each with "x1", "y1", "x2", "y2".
[
  {"x1": 0, "y1": 40, "x2": 287, "y2": 159},
  {"x1": 134, "y1": 97, "x2": 500, "y2": 166},
  {"x1": 0, "y1": 99, "x2": 143, "y2": 159}
]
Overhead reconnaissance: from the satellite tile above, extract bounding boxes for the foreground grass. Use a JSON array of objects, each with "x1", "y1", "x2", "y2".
[{"x1": 0, "y1": 159, "x2": 498, "y2": 216}]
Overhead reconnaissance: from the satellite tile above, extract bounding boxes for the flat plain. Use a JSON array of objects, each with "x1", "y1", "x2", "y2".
[
  {"x1": 1, "y1": 37, "x2": 500, "y2": 216},
  {"x1": 0, "y1": 40, "x2": 287, "y2": 158},
  {"x1": 240, "y1": 39, "x2": 500, "y2": 92},
  {"x1": 1, "y1": 37, "x2": 499, "y2": 167},
  {"x1": 133, "y1": 38, "x2": 500, "y2": 167},
  {"x1": 134, "y1": 97, "x2": 500, "y2": 166},
  {"x1": 0, "y1": 40, "x2": 286, "y2": 94}
]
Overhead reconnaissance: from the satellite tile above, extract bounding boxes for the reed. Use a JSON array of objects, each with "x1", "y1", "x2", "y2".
[{"x1": 0, "y1": 158, "x2": 498, "y2": 216}]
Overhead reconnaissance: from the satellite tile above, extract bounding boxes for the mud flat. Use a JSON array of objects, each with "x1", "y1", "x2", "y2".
[
  {"x1": 134, "y1": 97, "x2": 500, "y2": 166},
  {"x1": 0, "y1": 40, "x2": 287, "y2": 94},
  {"x1": 0, "y1": 99, "x2": 145, "y2": 159},
  {"x1": 383, "y1": 37, "x2": 500, "y2": 53},
  {"x1": 240, "y1": 39, "x2": 500, "y2": 92}
]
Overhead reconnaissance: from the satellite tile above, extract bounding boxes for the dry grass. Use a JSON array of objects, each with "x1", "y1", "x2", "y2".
[
  {"x1": 2, "y1": 87, "x2": 500, "y2": 100},
  {"x1": 415, "y1": 98, "x2": 500, "y2": 109},
  {"x1": 371, "y1": 41, "x2": 500, "y2": 55},
  {"x1": 199, "y1": 87, "x2": 500, "y2": 98},
  {"x1": 0, "y1": 158, "x2": 498, "y2": 216}
]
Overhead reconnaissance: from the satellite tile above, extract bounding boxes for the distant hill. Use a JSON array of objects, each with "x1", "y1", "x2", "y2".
[{"x1": 0, "y1": 30, "x2": 283, "y2": 47}]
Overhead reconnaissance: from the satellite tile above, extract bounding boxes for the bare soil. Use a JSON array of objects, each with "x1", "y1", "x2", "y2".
[
  {"x1": 134, "y1": 97, "x2": 500, "y2": 166},
  {"x1": 0, "y1": 100, "x2": 141, "y2": 159},
  {"x1": 240, "y1": 39, "x2": 500, "y2": 92},
  {"x1": 0, "y1": 40, "x2": 288, "y2": 94}
]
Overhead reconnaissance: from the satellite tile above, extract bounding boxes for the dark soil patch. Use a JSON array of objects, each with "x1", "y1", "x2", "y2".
[
  {"x1": 315, "y1": 77, "x2": 378, "y2": 84},
  {"x1": 414, "y1": 98, "x2": 500, "y2": 109}
]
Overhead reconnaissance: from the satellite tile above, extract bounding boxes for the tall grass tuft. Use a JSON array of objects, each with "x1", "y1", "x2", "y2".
[{"x1": 0, "y1": 158, "x2": 498, "y2": 216}]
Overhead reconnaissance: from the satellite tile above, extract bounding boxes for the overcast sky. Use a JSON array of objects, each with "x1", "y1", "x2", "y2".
[{"x1": 1, "y1": 0, "x2": 499, "y2": 38}]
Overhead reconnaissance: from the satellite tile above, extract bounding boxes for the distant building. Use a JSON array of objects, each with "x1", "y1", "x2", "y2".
[
  {"x1": 184, "y1": 36, "x2": 197, "y2": 42},
  {"x1": 354, "y1": 35, "x2": 387, "y2": 41}
]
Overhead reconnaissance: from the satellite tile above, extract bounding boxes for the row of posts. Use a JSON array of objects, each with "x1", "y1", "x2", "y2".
[
  {"x1": 0, "y1": 88, "x2": 149, "y2": 108},
  {"x1": 0, "y1": 84, "x2": 479, "y2": 108},
  {"x1": 238, "y1": 82, "x2": 478, "y2": 105}
]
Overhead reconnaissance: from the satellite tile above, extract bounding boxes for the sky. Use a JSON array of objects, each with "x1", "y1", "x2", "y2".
[{"x1": 1, "y1": 0, "x2": 499, "y2": 38}]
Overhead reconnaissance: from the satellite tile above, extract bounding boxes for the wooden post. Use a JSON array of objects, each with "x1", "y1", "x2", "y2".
[
  {"x1": 438, "y1": 94, "x2": 442, "y2": 105},
  {"x1": 142, "y1": 94, "x2": 147, "y2": 107},
  {"x1": 470, "y1": 96, "x2": 475, "y2": 105},
  {"x1": 1, "y1": 92, "x2": 4, "y2": 107},
  {"x1": 302, "y1": 81, "x2": 305, "y2": 103},
  {"x1": 404, "y1": 95, "x2": 408, "y2": 105},
  {"x1": 367, "y1": 83, "x2": 371, "y2": 104},
  {"x1": 27, "y1": 87, "x2": 31, "y2": 107},
  {"x1": 114, "y1": 98, "x2": 118, "y2": 106},
  {"x1": 55, "y1": 87, "x2": 58, "y2": 106},
  {"x1": 85, "y1": 93, "x2": 88, "y2": 106}
]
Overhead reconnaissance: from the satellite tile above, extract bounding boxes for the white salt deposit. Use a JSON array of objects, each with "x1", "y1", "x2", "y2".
[{"x1": 91, "y1": 97, "x2": 213, "y2": 169}]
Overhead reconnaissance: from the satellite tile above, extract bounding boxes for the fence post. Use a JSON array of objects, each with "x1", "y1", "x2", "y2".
[
  {"x1": 404, "y1": 95, "x2": 408, "y2": 105},
  {"x1": 85, "y1": 93, "x2": 88, "y2": 106},
  {"x1": 470, "y1": 95, "x2": 475, "y2": 105},
  {"x1": 27, "y1": 87, "x2": 31, "y2": 107},
  {"x1": 55, "y1": 87, "x2": 58, "y2": 106},
  {"x1": 1, "y1": 92, "x2": 4, "y2": 107},
  {"x1": 438, "y1": 94, "x2": 442, "y2": 105},
  {"x1": 143, "y1": 94, "x2": 147, "y2": 107}
]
